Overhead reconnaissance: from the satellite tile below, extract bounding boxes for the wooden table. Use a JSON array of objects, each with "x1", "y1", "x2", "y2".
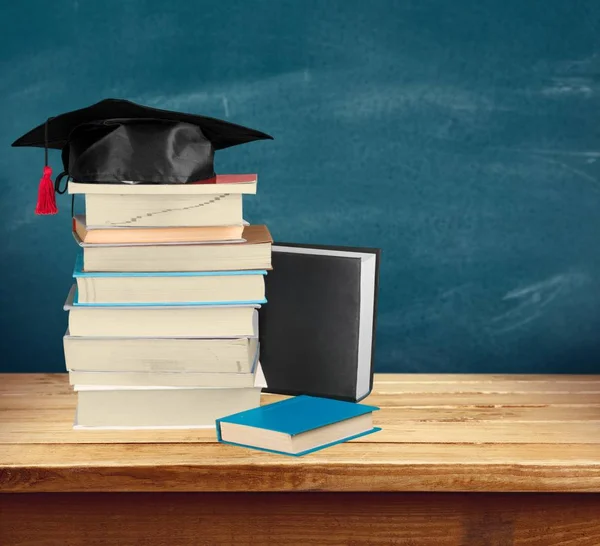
[{"x1": 1, "y1": 374, "x2": 600, "y2": 545}]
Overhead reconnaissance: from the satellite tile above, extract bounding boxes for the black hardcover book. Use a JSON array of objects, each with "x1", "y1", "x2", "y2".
[{"x1": 259, "y1": 243, "x2": 381, "y2": 402}]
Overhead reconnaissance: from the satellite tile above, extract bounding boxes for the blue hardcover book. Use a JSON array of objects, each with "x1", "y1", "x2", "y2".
[
  {"x1": 216, "y1": 395, "x2": 380, "y2": 456},
  {"x1": 72, "y1": 251, "x2": 267, "y2": 307}
]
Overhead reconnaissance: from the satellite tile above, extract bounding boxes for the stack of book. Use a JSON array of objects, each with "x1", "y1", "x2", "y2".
[{"x1": 62, "y1": 174, "x2": 273, "y2": 428}]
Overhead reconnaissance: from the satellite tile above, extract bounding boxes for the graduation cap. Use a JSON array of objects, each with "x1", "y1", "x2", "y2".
[{"x1": 12, "y1": 98, "x2": 273, "y2": 215}]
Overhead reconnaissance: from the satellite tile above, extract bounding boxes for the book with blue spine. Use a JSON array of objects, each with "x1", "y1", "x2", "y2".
[
  {"x1": 72, "y1": 251, "x2": 267, "y2": 306},
  {"x1": 64, "y1": 285, "x2": 260, "y2": 338},
  {"x1": 216, "y1": 395, "x2": 380, "y2": 456}
]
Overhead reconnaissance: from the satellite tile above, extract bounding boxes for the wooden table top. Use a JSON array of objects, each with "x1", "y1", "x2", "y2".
[{"x1": 1, "y1": 373, "x2": 599, "y2": 493}]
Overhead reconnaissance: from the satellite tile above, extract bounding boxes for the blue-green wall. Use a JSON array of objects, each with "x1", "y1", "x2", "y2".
[{"x1": 2, "y1": 1, "x2": 600, "y2": 373}]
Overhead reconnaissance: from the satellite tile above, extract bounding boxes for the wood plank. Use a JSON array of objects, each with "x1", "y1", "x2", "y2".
[
  {"x1": 373, "y1": 373, "x2": 600, "y2": 383},
  {"x1": 1, "y1": 418, "x2": 599, "y2": 445},
  {"x1": 1, "y1": 492, "x2": 600, "y2": 545},
  {"x1": 2, "y1": 443, "x2": 600, "y2": 493},
  {"x1": 4, "y1": 385, "x2": 600, "y2": 410},
  {"x1": 364, "y1": 421, "x2": 600, "y2": 444},
  {"x1": 0, "y1": 374, "x2": 71, "y2": 393},
  {"x1": 3, "y1": 404, "x2": 600, "y2": 445},
  {"x1": 384, "y1": 405, "x2": 600, "y2": 420},
  {"x1": 4, "y1": 442, "x2": 600, "y2": 466},
  {"x1": 367, "y1": 393, "x2": 600, "y2": 405},
  {"x1": 4, "y1": 373, "x2": 600, "y2": 394},
  {"x1": 371, "y1": 381, "x2": 600, "y2": 394},
  {"x1": 5, "y1": 403, "x2": 600, "y2": 422}
]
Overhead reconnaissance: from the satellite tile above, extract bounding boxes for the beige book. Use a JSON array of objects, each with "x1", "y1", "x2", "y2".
[
  {"x1": 73, "y1": 215, "x2": 244, "y2": 244},
  {"x1": 68, "y1": 368, "x2": 258, "y2": 388},
  {"x1": 63, "y1": 336, "x2": 258, "y2": 373},
  {"x1": 83, "y1": 192, "x2": 243, "y2": 227},
  {"x1": 65, "y1": 286, "x2": 259, "y2": 337},
  {"x1": 80, "y1": 224, "x2": 272, "y2": 272},
  {"x1": 75, "y1": 270, "x2": 265, "y2": 305},
  {"x1": 75, "y1": 386, "x2": 263, "y2": 428}
]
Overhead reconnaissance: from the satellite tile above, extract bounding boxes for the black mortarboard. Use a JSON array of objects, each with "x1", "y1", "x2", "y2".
[{"x1": 12, "y1": 98, "x2": 273, "y2": 215}]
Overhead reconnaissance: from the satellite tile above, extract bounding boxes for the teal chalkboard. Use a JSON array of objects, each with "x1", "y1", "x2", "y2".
[{"x1": 1, "y1": 1, "x2": 599, "y2": 373}]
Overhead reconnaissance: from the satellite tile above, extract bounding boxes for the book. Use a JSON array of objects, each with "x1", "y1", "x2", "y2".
[
  {"x1": 64, "y1": 286, "x2": 260, "y2": 337},
  {"x1": 82, "y1": 192, "x2": 243, "y2": 227},
  {"x1": 72, "y1": 253, "x2": 266, "y2": 306},
  {"x1": 69, "y1": 368, "x2": 260, "y2": 388},
  {"x1": 68, "y1": 174, "x2": 258, "y2": 195},
  {"x1": 68, "y1": 346, "x2": 260, "y2": 387},
  {"x1": 64, "y1": 334, "x2": 258, "y2": 373},
  {"x1": 216, "y1": 395, "x2": 380, "y2": 456},
  {"x1": 259, "y1": 244, "x2": 380, "y2": 402},
  {"x1": 74, "y1": 362, "x2": 267, "y2": 428},
  {"x1": 73, "y1": 215, "x2": 245, "y2": 244},
  {"x1": 75, "y1": 385, "x2": 263, "y2": 428},
  {"x1": 69, "y1": 175, "x2": 257, "y2": 228},
  {"x1": 76, "y1": 225, "x2": 273, "y2": 272}
]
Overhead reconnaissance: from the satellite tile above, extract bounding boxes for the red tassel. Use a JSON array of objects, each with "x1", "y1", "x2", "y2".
[{"x1": 35, "y1": 166, "x2": 58, "y2": 215}]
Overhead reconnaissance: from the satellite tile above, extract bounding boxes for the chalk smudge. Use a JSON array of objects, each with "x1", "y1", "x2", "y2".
[{"x1": 489, "y1": 272, "x2": 588, "y2": 334}]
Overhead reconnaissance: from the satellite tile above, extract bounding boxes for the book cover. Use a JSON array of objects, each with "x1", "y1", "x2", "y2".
[
  {"x1": 259, "y1": 244, "x2": 380, "y2": 402},
  {"x1": 72, "y1": 251, "x2": 267, "y2": 278},
  {"x1": 73, "y1": 214, "x2": 246, "y2": 245},
  {"x1": 64, "y1": 285, "x2": 263, "y2": 311},
  {"x1": 216, "y1": 395, "x2": 381, "y2": 457}
]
